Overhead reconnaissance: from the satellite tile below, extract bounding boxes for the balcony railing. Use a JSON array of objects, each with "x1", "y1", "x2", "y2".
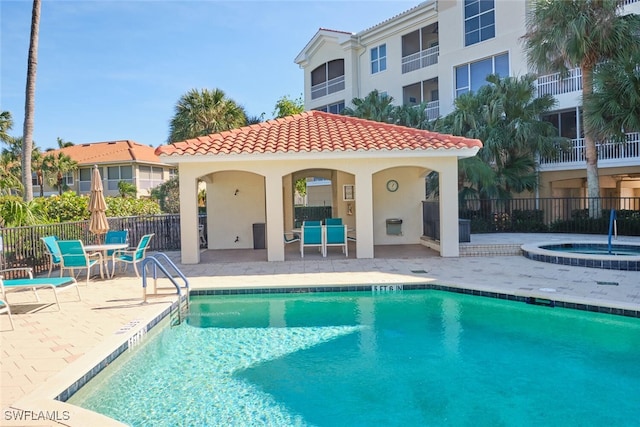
[
  {"x1": 539, "y1": 132, "x2": 640, "y2": 166},
  {"x1": 311, "y1": 75, "x2": 345, "y2": 100},
  {"x1": 535, "y1": 68, "x2": 582, "y2": 97},
  {"x1": 425, "y1": 100, "x2": 439, "y2": 121},
  {"x1": 401, "y1": 45, "x2": 439, "y2": 74}
]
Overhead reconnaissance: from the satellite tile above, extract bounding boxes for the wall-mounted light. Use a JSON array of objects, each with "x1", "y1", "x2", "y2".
[
  {"x1": 347, "y1": 203, "x2": 353, "y2": 216},
  {"x1": 234, "y1": 189, "x2": 239, "y2": 196}
]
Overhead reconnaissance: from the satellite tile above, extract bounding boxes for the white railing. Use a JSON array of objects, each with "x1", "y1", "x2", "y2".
[
  {"x1": 539, "y1": 132, "x2": 640, "y2": 166},
  {"x1": 535, "y1": 68, "x2": 582, "y2": 97},
  {"x1": 401, "y1": 45, "x2": 439, "y2": 74},
  {"x1": 425, "y1": 100, "x2": 439, "y2": 121},
  {"x1": 311, "y1": 75, "x2": 345, "y2": 99}
]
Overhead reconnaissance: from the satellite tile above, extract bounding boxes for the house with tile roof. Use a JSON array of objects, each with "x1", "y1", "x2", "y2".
[
  {"x1": 295, "y1": 0, "x2": 640, "y2": 202},
  {"x1": 156, "y1": 111, "x2": 482, "y2": 263},
  {"x1": 40, "y1": 140, "x2": 177, "y2": 198}
]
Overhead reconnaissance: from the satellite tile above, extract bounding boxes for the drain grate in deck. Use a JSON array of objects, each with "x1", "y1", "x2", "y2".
[{"x1": 596, "y1": 281, "x2": 619, "y2": 286}]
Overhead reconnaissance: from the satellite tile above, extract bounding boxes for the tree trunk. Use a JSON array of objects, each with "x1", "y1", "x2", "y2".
[
  {"x1": 21, "y1": 0, "x2": 41, "y2": 202},
  {"x1": 581, "y1": 66, "x2": 601, "y2": 218}
]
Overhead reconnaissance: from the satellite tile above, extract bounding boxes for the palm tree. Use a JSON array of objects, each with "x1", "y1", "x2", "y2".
[
  {"x1": 522, "y1": 0, "x2": 640, "y2": 217},
  {"x1": 0, "y1": 111, "x2": 12, "y2": 143},
  {"x1": 43, "y1": 151, "x2": 78, "y2": 195},
  {"x1": 21, "y1": 0, "x2": 42, "y2": 202},
  {"x1": 0, "y1": 151, "x2": 22, "y2": 196},
  {"x1": 583, "y1": 49, "x2": 640, "y2": 141},
  {"x1": 31, "y1": 147, "x2": 45, "y2": 197},
  {"x1": 56, "y1": 137, "x2": 74, "y2": 148},
  {"x1": 0, "y1": 136, "x2": 24, "y2": 196},
  {"x1": 342, "y1": 90, "x2": 395, "y2": 122},
  {"x1": 435, "y1": 74, "x2": 562, "y2": 201},
  {"x1": 168, "y1": 88, "x2": 247, "y2": 142},
  {"x1": 391, "y1": 103, "x2": 433, "y2": 130}
]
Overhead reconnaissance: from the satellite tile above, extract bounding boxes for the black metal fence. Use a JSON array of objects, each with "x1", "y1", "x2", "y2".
[
  {"x1": 424, "y1": 197, "x2": 640, "y2": 237},
  {"x1": 0, "y1": 214, "x2": 206, "y2": 277},
  {"x1": 294, "y1": 206, "x2": 333, "y2": 227}
]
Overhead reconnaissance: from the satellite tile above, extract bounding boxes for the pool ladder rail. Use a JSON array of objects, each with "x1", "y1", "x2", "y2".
[{"x1": 140, "y1": 253, "x2": 190, "y2": 325}]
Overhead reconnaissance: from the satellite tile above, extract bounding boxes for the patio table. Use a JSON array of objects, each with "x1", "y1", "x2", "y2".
[{"x1": 84, "y1": 243, "x2": 128, "y2": 279}]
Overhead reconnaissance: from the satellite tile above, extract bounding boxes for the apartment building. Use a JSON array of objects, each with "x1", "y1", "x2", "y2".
[
  {"x1": 295, "y1": 0, "x2": 640, "y2": 200},
  {"x1": 38, "y1": 140, "x2": 177, "y2": 198}
]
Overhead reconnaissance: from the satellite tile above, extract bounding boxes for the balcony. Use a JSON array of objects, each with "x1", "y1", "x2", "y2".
[
  {"x1": 311, "y1": 75, "x2": 345, "y2": 100},
  {"x1": 535, "y1": 68, "x2": 582, "y2": 97},
  {"x1": 539, "y1": 132, "x2": 640, "y2": 169},
  {"x1": 425, "y1": 100, "x2": 439, "y2": 121},
  {"x1": 401, "y1": 45, "x2": 439, "y2": 74}
]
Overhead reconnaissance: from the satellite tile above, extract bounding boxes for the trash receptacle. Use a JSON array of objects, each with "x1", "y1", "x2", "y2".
[
  {"x1": 252, "y1": 223, "x2": 266, "y2": 249},
  {"x1": 459, "y1": 219, "x2": 471, "y2": 243},
  {"x1": 386, "y1": 218, "x2": 403, "y2": 236}
]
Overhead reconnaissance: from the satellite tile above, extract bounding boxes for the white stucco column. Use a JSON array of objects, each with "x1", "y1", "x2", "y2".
[
  {"x1": 439, "y1": 159, "x2": 460, "y2": 257},
  {"x1": 179, "y1": 171, "x2": 200, "y2": 264},
  {"x1": 355, "y1": 172, "x2": 374, "y2": 259},
  {"x1": 265, "y1": 173, "x2": 285, "y2": 261}
]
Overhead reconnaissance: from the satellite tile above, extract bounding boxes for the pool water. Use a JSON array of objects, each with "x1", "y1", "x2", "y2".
[{"x1": 69, "y1": 290, "x2": 640, "y2": 426}]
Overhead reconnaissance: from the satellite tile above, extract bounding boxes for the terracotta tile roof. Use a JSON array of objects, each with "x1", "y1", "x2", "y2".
[
  {"x1": 46, "y1": 140, "x2": 167, "y2": 165},
  {"x1": 155, "y1": 111, "x2": 482, "y2": 157}
]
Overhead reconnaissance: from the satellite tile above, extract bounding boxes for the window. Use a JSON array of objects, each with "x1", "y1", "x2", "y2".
[
  {"x1": 455, "y1": 52, "x2": 509, "y2": 97},
  {"x1": 371, "y1": 44, "x2": 387, "y2": 74},
  {"x1": 401, "y1": 24, "x2": 439, "y2": 73},
  {"x1": 31, "y1": 172, "x2": 39, "y2": 186},
  {"x1": 315, "y1": 101, "x2": 345, "y2": 114},
  {"x1": 311, "y1": 59, "x2": 345, "y2": 99},
  {"x1": 62, "y1": 172, "x2": 73, "y2": 186},
  {"x1": 542, "y1": 110, "x2": 582, "y2": 139},
  {"x1": 107, "y1": 165, "x2": 133, "y2": 191},
  {"x1": 464, "y1": 0, "x2": 495, "y2": 46},
  {"x1": 79, "y1": 167, "x2": 104, "y2": 192},
  {"x1": 138, "y1": 165, "x2": 165, "y2": 190}
]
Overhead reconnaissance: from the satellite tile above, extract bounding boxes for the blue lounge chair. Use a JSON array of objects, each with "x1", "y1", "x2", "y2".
[
  {"x1": 0, "y1": 268, "x2": 81, "y2": 312},
  {"x1": 325, "y1": 218, "x2": 343, "y2": 225},
  {"x1": 40, "y1": 236, "x2": 62, "y2": 277},
  {"x1": 57, "y1": 240, "x2": 104, "y2": 285},
  {"x1": 111, "y1": 233, "x2": 154, "y2": 277}
]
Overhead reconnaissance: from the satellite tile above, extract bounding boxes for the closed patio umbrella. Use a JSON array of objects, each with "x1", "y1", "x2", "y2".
[{"x1": 88, "y1": 165, "x2": 109, "y2": 238}]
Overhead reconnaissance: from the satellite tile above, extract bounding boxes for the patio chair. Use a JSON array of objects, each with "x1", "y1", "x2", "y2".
[
  {"x1": 284, "y1": 232, "x2": 300, "y2": 244},
  {"x1": 325, "y1": 218, "x2": 343, "y2": 225},
  {"x1": 0, "y1": 267, "x2": 81, "y2": 312},
  {"x1": 303, "y1": 220, "x2": 322, "y2": 226},
  {"x1": 300, "y1": 225, "x2": 323, "y2": 258},
  {"x1": 57, "y1": 240, "x2": 104, "y2": 285},
  {"x1": 324, "y1": 224, "x2": 348, "y2": 257},
  {"x1": 0, "y1": 298, "x2": 14, "y2": 330},
  {"x1": 111, "y1": 233, "x2": 154, "y2": 278},
  {"x1": 104, "y1": 230, "x2": 129, "y2": 256},
  {"x1": 40, "y1": 236, "x2": 62, "y2": 277}
]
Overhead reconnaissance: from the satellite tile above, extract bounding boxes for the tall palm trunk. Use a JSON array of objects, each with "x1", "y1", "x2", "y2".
[
  {"x1": 21, "y1": 0, "x2": 41, "y2": 202},
  {"x1": 581, "y1": 65, "x2": 601, "y2": 218}
]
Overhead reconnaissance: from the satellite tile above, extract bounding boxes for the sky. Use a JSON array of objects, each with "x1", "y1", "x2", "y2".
[{"x1": 1, "y1": 0, "x2": 417, "y2": 150}]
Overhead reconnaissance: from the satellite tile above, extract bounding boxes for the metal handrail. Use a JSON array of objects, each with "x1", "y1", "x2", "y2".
[{"x1": 140, "y1": 253, "x2": 189, "y2": 302}]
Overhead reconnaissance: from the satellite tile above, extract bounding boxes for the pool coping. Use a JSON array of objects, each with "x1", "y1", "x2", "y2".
[
  {"x1": 522, "y1": 241, "x2": 640, "y2": 271},
  {"x1": 9, "y1": 281, "x2": 640, "y2": 426}
]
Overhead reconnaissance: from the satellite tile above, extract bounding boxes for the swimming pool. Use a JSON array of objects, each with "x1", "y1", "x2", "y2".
[
  {"x1": 522, "y1": 241, "x2": 640, "y2": 271},
  {"x1": 68, "y1": 289, "x2": 640, "y2": 426}
]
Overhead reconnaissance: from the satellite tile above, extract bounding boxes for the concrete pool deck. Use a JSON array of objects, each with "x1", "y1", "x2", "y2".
[{"x1": 1, "y1": 233, "x2": 639, "y2": 426}]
